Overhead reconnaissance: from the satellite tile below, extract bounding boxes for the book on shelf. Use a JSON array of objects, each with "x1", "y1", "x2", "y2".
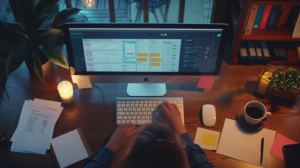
[
  {"x1": 296, "y1": 44, "x2": 300, "y2": 62},
  {"x1": 260, "y1": 41, "x2": 271, "y2": 61},
  {"x1": 254, "y1": 41, "x2": 263, "y2": 58},
  {"x1": 278, "y1": 5, "x2": 292, "y2": 28},
  {"x1": 274, "y1": 5, "x2": 284, "y2": 27},
  {"x1": 285, "y1": 6, "x2": 300, "y2": 28},
  {"x1": 253, "y1": 5, "x2": 265, "y2": 30},
  {"x1": 259, "y1": 5, "x2": 272, "y2": 29},
  {"x1": 245, "y1": 5, "x2": 259, "y2": 35},
  {"x1": 246, "y1": 41, "x2": 257, "y2": 58},
  {"x1": 265, "y1": 5, "x2": 281, "y2": 30},
  {"x1": 269, "y1": 43, "x2": 287, "y2": 61},
  {"x1": 292, "y1": 12, "x2": 300, "y2": 38},
  {"x1": 240, "y1": 41, "x2": 248, "y2": 59}
]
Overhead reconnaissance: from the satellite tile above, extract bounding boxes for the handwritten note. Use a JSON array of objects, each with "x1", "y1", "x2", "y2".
[
  {"x1": 197, "y1": 76, "x2": 216, "y2": 89},
  {"x1": 270, "y1": 133, "x2": 298, "y2": 160}
]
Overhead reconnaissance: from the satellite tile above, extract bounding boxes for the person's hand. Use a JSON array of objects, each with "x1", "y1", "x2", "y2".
[
  {"x1": 106, "y1": 123, "x2": 137, "y2": 153},
  {"x1": 160, "y1": 101, "x2": 187, "y2": 135}
]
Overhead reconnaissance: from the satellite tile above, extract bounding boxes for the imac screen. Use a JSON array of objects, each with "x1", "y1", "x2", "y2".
[{"x1": 68, "y1": 28, "x2": 223, "y2": 73}]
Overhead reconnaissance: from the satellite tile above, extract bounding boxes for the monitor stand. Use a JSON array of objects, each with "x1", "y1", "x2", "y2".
[{"x1": 127, "y1": 83, "x2": 166, "y2": 96}]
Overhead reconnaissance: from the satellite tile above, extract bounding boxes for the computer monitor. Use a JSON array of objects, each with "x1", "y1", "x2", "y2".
[{"x1": 63, "y1": 23, "x2": 228, "y2": 96}]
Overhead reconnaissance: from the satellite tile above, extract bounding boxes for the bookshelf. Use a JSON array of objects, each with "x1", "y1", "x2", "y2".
[{"x1": 229, "y1": 0, "x2": 300, "y2": 65}]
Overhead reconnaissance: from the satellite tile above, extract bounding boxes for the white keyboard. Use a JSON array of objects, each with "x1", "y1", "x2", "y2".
[{"x1": 116, "y1": 97, "x2": 184, "y2": 125}]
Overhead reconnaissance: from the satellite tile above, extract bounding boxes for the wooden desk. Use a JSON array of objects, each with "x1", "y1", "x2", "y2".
[{"x1": 0, "y1": 61, "x2": 299, "y2": 168}]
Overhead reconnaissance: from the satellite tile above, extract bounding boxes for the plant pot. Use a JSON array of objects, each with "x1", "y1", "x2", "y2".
[
  {"x1": 25, "y1": 50, "x2": 53, "y2": 78},
  {"x1": 269, "y1": 88, "x2": 299, "y2": 100}
]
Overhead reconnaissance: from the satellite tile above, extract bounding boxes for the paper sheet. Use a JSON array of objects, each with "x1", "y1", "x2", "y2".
[
  {"x1": 51, "y1": 129, "x2": 89, "y2": 168},
  {"x1": 197, "y1": 76, "x2": 216, "y2": 89},
  {"x1": 269, "y1": 133, "x2": 298, "y2": 160},
  {"x1": 77, "y1": 76, "x2": 92, "y2": 89},
  {"x1": 194, "y1": 127, "x2": 220, "y2": 150},
  {"x1": 216, "y1": 118, "x2": 276, "y2": 168}
]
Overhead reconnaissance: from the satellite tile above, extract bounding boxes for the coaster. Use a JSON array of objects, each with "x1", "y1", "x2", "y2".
[{"x1": 236, "y1": 108, "x2": 266, "y2": 133}]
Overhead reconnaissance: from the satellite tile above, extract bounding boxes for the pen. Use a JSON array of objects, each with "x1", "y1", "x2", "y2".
[{"x1": 261, "y1": 138, "x2": 264, "y2": 166}]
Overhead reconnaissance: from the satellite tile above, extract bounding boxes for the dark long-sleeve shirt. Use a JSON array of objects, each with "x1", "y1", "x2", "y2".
[{"x1": 84, "y1": 132, "x2": 214, "y2": 168}]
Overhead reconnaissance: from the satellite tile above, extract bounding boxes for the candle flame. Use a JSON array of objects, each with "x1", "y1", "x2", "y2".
[{"x1": 64, "y1": 90, "x2": 67, "y2": 93}]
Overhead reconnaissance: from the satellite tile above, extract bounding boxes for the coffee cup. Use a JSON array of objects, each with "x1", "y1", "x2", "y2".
[{"x1": 244, "y1": 100, "x2": 271, "y2": 125}]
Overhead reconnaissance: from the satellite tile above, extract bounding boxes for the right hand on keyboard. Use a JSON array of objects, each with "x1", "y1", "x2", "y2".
[{"x1": 160, "y1": 101, "x2": 187, "y2": 135}]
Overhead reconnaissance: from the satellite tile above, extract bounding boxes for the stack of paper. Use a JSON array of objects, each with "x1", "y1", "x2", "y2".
[{"x1": 10, "y1": 99, "x2": 63, "y2": 155}]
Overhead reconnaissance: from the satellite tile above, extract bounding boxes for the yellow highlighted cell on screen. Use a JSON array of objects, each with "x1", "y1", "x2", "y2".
[
  {"x1": 150, "y1": 63, "x2": 160, "y2": 66},
  {"x1": 202, "y1": 133, "x2": 217, "y2": 146},
  {"x1": 150, "y1": 58, "x2": 162, "y2": 62},
  {"x1": 150, "y1": 53, "x2": 160, "y2": 57},
  {"x1": 137, "y1": 58, "x2": 147, "y2": 61},
  {"x1": 137, "y1": 53, "x2": 149, "y2": 56}
]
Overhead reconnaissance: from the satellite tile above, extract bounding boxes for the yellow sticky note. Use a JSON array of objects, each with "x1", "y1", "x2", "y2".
[{"x1": 202, "y1": 133, "x2": 217, "y2": 146}]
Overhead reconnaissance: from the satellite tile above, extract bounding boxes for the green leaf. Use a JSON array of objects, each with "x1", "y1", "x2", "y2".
[
  {"x1": 33, "y1": 45, "x2": 44, "y2": 82},
  {"x1": 33, "y1": 1, "x2": 59, "y2": 33},
  {"x1": 15, "y1": 0, "x2": 33, "y2": 37},
  {"x1": 2, "y1": 21, "x2": 28, "y2": 38},
  {"x1": 0, "y1": 20, "x2": 20, "y2": 49},
  {"x1": 35, "y1": 29, "x2": 63, "y2": 46},
  {"x1": 6, "y1": 40, "x2": 29, "y2": 76},
  {"x1": 43, "y1": 43, "x2": 69, "y2": 69},
  {"x1": 53, "y1": 8, "x2": 81, "y2": 29}
]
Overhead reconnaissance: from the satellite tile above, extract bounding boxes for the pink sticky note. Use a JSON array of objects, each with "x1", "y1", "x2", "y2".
[
  {"x1": 197, "y1": 76, "x2": 216, "y2": 89},
  {"x1": 270, "y1": 133, "x2": 298, "y2": 160}
]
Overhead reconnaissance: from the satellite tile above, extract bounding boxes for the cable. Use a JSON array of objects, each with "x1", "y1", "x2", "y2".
[{"x1": 92, "y1": 84, "x2": 115, "y2": 121}]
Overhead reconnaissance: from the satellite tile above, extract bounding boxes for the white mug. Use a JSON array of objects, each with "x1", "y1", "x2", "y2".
[{"x1": 244, "y1": 100, "x2": 271, "y2": 125}]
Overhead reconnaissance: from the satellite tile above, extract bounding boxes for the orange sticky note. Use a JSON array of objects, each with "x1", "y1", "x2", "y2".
[
  {"x1": 270, "y1": 133, "x2": 298, "y2": 160},
  {"x1": 197, "y1": 76, "x2": 216, "y2": 89}
]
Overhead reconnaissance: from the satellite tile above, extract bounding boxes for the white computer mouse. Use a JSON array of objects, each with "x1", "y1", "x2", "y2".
[{"x1": 202, "y1": 104, "x2": 216, "y2": 127}]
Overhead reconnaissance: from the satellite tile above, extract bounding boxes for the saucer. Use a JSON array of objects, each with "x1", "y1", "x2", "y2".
[{"x1": 236, "y1": 108, "x2": 266, "y2": 133}]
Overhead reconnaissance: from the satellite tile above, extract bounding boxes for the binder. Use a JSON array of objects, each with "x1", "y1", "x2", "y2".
[
  {"x1": 254, "y1": 41, "x2": 263, "y2": 58},
  {"x1": 51, "y1": 128, "x2": 93, "y2": 168},
  {"x1": 253, "y1": 5, "x2": 265, "y2": 30},
  {"x1": 260, "y1": 41, "x2": 271, "y2": 62},
  {"x1": 278, "y1": 5, "x2": 292, "y2": 28},
  {"x1": 246, "y1": 41, "x2": 257, "y2": 59},
  {"x1": 265, "y1": 5, "x2": 281, "y2": 29},
  {"x1": 274, "y1": 5, "x2": 284, "y2": 27},
  {"x1": 245, "y1": 5, "x2": 259, "y2": 35},
  {"x1": 259, "y1": 5, "x2": 272, "y2": 29}
]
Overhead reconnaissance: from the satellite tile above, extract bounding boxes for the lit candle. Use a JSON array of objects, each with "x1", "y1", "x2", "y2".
[
  {"x1": 58, "y1": 81, "x2": 74, "y2": 104},
  {"x1": 257, "y1": 72, "x2": 273, "y2": 96}
]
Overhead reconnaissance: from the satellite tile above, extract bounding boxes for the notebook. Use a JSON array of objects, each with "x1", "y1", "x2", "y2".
[{"x1": 51, "y1": 128, "x2": 93, "y2": 168}]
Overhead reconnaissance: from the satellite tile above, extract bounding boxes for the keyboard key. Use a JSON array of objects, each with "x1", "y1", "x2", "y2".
[
  {"x1": 143, "y1": 112, "x2": 147, "y2": 115},
  {"x1": 137, "y1": 120, "x2": 152, "y2": 125},
  {"x1": 117, "y1": 104, "x2": 121, "y2": 107},
  {"x1": 126, "y1": 104, "x2": 130, "y2": 107},
  {"x1": 146, "y1": 108, "x2": 150, "y2": 111},
  {"x1": 126, "y1": 101, "x2": 130, "y2": 104},
  {"x1": 131, "y1": 101, "x2": 135, "y2": 103},
  {"x1": 117, "y1": 116, "x2": 123, "y2": 119},
  {"x1": 126, "y1": 120, "x2": 130, "y2": 123},
  {"x1": 117, "y1": 108, "x2": 123, "y2": 111},
  {"x1": 131, "y1": 120, "x2": 137, "y2": 124},
  {"x1": 130, "y1": 112, "x2": 134, "y2": 115},
  {"x1": 133, "y1": 108, "x2": 137, "y2": 111},
  {"x1": 135, "y1": 101, "x2": 139, "y2": 103},
  {"x1": 133, "y1": 116, "x2": 137, "y2": 119},
  {"x1": 154, "y1": 101, "x2": 157, "y2": 103},
  {"x1": 122, "y1": 104, "x2": 126, "y2": 107},
  {"x1": 128, "y1": 108, "x2": 132, "y2": 111},
  {"x1": 131, "y1": 104, "x2": 135, "y2": 107},
  {"x1": 124, "y1": 108, "x2": 128, "y2": 111},
  {"x1": 146, "y1": 116, "x2": 150, "y2": 119},
  {"x1": 137, "y1": 108, "x2": 141, "y2": 111},
  {"x1": 135, "y1": 112, "x2": 139, "y2": 115},
  {"x1": 144, "y1": 104, "x2": 148, "y2": 107},
  {"x1": 122, "y1": 101, "x2": 125, "y2": 103},
  {"x1": 139, "y1": 104, "x2": 143, "y2": 107},
  {"x1": 142, "y1": 116, "x2": 145, "y2": 119},
  {"x1": 128, "y1": 116, "x2": 132, "y2": 119},
  {"x1": 117, "y1": 120, "x2": 121, "y2": 125},
  {"x1": 149, "y1": 101, "x2": 153, "y2": 103},
  {"x1": 122, "y1": 120, "x2": 126, "y2": 124},
  {"x1": 137, "y1": 116, "x2": 141, "y2": 119},
  {"x1": 145, "y1": 101, "x2": 148, "y2": 103},
  {"x1": 117, "y1": 112, "x2": 125, "y2": 115},
  {"x1": 124, "y1": 116, "x2": 128, "y2": 119},
  {"x1": 151, "y1": 108, "x2": 155, "y2": 111},
  {"x1": 126, "y1": 112, "x2": 130, "y2": 115},
  {"x1": 117, "y1": 101, "x2": 121, "y2": 104},
  {"x1": 139, "y1": 112, "x2": 143, "y2": 115},
  {"x1": 135, "y1": 104, "x2": 139, "y2": 107},
  {"x1": 148, "y1": 112, "x2": 152, "y2": 115},
  {"x1": 142, "y1": 108, "x2": 145, "y2": 111},
  {"x1": 140, "y1": 101, "x2": 144, "y2": 103}
]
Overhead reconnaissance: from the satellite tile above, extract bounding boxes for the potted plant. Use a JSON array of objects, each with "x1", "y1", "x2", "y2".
[
  {"x1": 0, "y1": 0, "x2": 86, "y2": 82},
  {"x1": 269, "y1": 67, "x2": 300, "y2": 100}
]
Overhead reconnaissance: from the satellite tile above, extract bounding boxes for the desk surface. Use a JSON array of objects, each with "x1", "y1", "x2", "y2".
[{"x1": 0, "y1": 61, "x2": 299, "y2": 168}]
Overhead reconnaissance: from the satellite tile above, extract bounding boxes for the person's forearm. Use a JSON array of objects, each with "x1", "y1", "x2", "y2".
[
  {"x1": 180, "y1": 133, "x2": 214, "y2": 168},
  {"x1": 84, "y1": 146, "x2": 116, "y2": 168}
]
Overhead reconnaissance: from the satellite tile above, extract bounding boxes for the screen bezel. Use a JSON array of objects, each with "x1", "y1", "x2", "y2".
[{"x1": 63, "y1": 23, "x2": 228, "y2": 76}]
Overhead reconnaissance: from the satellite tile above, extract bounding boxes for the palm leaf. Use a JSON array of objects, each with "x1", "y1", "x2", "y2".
[
  {"x1": 0, "y1": 20, "x2": 20, "y2": 49},
  {"x1": 6, "y1": 40, "x2": 29, "y2": 76},
  {"x1": 35, "y1": 29, "x2": 63, "y2": 46},
  {"x1": 33, "y1": 1, "x2": 59, "y2": 33},
  {"x1": 15, "y1": 0, "x2": 33, "y2": 37},
  {"x1": 33, "y1": 45, "x2": 44, "y2": 82},
  {"x1": 52, "y1": 8, "x2": 81, "y2": 29},
  {"x1": 43, "y1": 43, "x2": 69, "y2": 69},
  {"x1": 2, "y1": 21, "x2": 28, "y2": 39}
]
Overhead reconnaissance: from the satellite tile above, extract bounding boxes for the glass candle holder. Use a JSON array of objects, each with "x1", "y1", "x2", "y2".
[
  {"x1": 256, "y1": 64, "x2": 277, "y2": 97},
  {"x1": 57, "y1": 81, "x2": 74, "y2": 104}
]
